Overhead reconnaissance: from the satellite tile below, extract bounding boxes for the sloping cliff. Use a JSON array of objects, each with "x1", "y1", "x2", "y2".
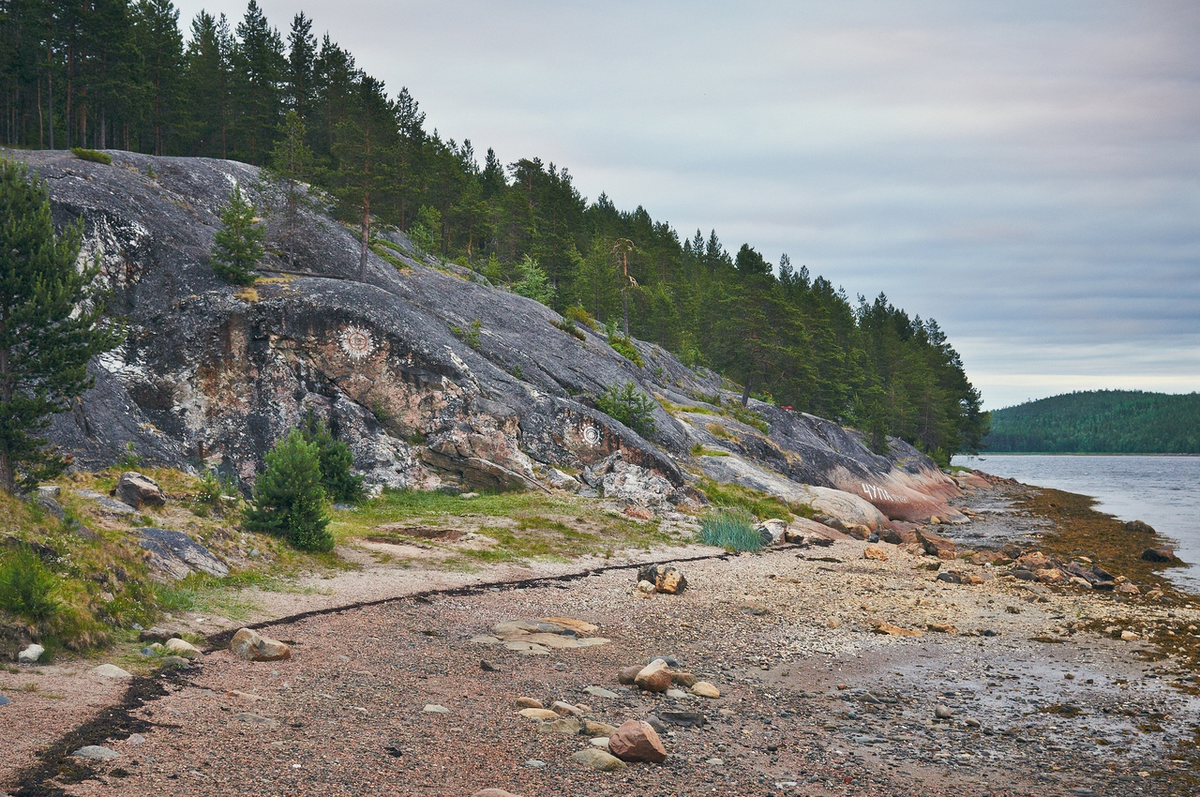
[{"x1": 9, "y1": 148, "x2": 961, "y2": 525}]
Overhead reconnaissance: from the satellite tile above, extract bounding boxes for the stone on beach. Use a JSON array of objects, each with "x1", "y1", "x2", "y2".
[
  {"x1": 230, "y1": 628, "x2": 292, "y2": 662},
  {"x1": 608, "y1": 720, "x2": 668, "y2": 763},
  {"x1": 572, "y1": 747, "x2": 628, "y2": 771},
  {"x1": 634, "y1": 658, "x2": 673, "y2": 692}
]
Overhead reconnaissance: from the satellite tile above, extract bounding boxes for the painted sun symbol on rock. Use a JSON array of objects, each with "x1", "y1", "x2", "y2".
[{"x1": 339, "y1": 325, "x2": 375, "y2": 360}]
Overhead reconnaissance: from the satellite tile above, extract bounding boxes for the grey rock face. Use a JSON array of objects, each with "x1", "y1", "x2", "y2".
[
  {"x1": 10, "y1": 149, "x2": 956, "y2": 520},
  {"x1": 138, "y1": 527, "x2": 228, "y2": 580}
]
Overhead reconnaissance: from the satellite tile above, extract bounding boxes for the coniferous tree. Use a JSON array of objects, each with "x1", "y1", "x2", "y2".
[
  {"x1": 0, "y1": 159, "x2": 122, "y2": 493},
  {"x1": 331, "y1": 75, "x2": 397, "y2": 280},
  {"x1": 132, "y1": 0, "x2": 184, "y2": 154},
  {"x1": 231, "y1": 0, "x2": 284, "y2": 163},
  {"x1": 300, "y1": 410, "x2": 363, "y2": 503},
  {"x1": 266, "y1": 110, "x2": 312, "y2": 265},
  {"x1": 243, "y1": 428, "x2": 331, "y2": 551},
  {"x1": 211, "y1": 184, "x2": 263, "y2": 285}
]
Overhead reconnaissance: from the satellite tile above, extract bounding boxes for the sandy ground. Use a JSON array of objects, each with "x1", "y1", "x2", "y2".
[{"x1": 3, "y1": 485, "x2": 1199, "y2": 796}]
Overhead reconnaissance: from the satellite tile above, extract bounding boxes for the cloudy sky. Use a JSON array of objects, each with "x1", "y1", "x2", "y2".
[{"x1": 176, "y1": 0, "x2": 1200, "y2": 410}]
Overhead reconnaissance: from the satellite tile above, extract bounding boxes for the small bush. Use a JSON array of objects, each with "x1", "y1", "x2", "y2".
[
  {"x1": 451, "y1": 318, "x2": 482, "y2": 349},
  {"x1": 0, "y1": 545, "x2": 60, "y2": 623},
  {"x1": 565, "y1": 303, "x2": 598, "y2": 331},
  {"x1": 243, "y1": 429, "x2": 332, "y2": 552},
  {"x1": 699, "y1": 508, "x2": 763, "y2": 552},
  {"x1": 607, "y1": 333, "x2": 643, "y2": 366},
  {"x1": 597, "y1": 381, "x2": 657, "y2": 438},
  {"x1": 70, "y1": 147, "x2": 111, "y2": 165},
  {"x1": 117, "y1": 441, "x2": 141, "y2": 470},
  {"x1": 553, "y1": 317, "x2": 586, "y2": 341}
]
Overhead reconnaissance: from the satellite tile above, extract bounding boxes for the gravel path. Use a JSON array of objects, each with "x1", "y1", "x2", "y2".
[{"x1": 8, "y1": 527, "x2": 1199, "y2": 797}]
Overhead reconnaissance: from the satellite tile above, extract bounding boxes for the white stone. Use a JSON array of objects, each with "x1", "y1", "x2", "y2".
[
  {"x1": 18, "y1": 643, "x2": 44, "y2": 664},
  {"x1": 91, "y1": 664, "x2": 132, "y2": 678}
]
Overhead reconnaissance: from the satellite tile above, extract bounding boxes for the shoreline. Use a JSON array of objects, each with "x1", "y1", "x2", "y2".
[{"x1": 3, "y1": 474, "x2": 1199, "y2": 795}]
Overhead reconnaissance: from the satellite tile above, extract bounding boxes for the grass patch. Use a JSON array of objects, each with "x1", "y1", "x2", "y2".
[
  {"x1": 330, "y1": 488, "x2": 677, "y2": 568},
  {"x1": 690, "y1": 443, "x2": 730, "y2": 457},
  {"x1": 371, "y1": 243, "x2": 410, "y2": 271},
  {"x1": 696, "y1": 478, "x2": 806, "y2": 521},
  {"x1": 699, "y1": 508, "x2": 763, "y2": 552}
]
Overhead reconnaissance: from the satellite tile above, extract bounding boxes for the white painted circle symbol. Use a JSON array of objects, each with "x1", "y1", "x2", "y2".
[
  {"x1": 582, "y1": 425, "x2": 601, "y2": 445},
  {"x1": 340, "y1": 325, "x2": 375, "y2": 360}
]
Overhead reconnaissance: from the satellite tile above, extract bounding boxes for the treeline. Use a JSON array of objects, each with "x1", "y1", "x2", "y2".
[
  {"x1": 0, "y1": 0, "x2": 988, "y2": 463},
  {"x1": 985, "y1": 391, "x2": 1200, "y2": 454}
]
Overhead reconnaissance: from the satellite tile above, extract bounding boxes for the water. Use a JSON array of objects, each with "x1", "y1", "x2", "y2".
[{"x1": 952, "y1": 454, "x2": 1200, "y2": 591}]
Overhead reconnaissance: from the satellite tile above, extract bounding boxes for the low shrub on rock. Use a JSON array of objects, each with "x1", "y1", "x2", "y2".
[
  {"x1": 597, "y1": 381, "x2": 656, "y2": 438},
  {"x1": 699, "y1": 507, "x2": 763, "y2": 552},
  {"x1": 244, "y1": 430, "x2": 333, "y2": 552}
]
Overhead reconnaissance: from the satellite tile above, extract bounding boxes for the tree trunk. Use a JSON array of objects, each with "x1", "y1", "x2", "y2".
[
  {"x1": 359, "y1": 202, "x2": 369, "y2": 281},
  {"x1": 622, "y1": 287, "x2": 630, "y2": 338},
  {"x1": 741, "y1": 378, "x2": 752, "y2": 408}
]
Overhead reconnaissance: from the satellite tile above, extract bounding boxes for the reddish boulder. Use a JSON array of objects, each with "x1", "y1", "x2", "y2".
[
  {"x1": 608, "y1": 720, "x2": 668, "y2": 763},
  {"x1": 915, "y1": 528, "x2": 956, "y2": 559},
  {"x1": 634, "y1": 658, "x2": 673, "y2": 692}
]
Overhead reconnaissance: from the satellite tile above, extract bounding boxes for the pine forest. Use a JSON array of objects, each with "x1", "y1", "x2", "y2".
[{"x1": 0, "y1": 0, "x2": 989, "y2": 464}]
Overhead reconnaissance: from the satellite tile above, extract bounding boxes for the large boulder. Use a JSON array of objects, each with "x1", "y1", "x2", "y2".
[
  {"x1": 138, "y1": 527, "x2": 228, "y2": 580},
  {"x1": 113, "y1": 471, "x2": 165, "y2": 508},
  {"x1": 608, "y1": 720, "x2": 668, "y2": 763}
]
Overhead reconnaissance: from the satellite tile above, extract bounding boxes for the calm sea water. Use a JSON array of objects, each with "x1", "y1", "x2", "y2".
[{"x1": 952, "y1": 454, "x2": 1200, "y2": 591}]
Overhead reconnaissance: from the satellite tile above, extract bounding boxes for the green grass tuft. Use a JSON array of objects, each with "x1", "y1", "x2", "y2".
[{"x1": 699, "y1": 508, "x2": 763, "y2": 552}]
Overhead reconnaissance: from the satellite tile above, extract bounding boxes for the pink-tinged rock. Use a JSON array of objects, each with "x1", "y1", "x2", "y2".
[
  {"x1": 634, "y1": 658, "x2": 673, "y2": 692},
  {"x1": 608, "y1": 720, "x2": 668, "y2": 763},
  {"x1": 915, "y1": 528, "x2": 956, "y2": 559},
  {"x1": 880, "y1": 525, "x2": 918, "y2": 545},
  {"x1": 472, "y1": 790, "x2": 523, "y2": 797},
  {"x1": 617, "y1": 664, "x2": 642, "y2": 684},
  {"x1": 230, "y1": 628, "x2": 291, "y2": 662}
]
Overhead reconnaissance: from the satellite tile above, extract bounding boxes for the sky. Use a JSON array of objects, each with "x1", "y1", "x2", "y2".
[{"x1": 175, "y1": 0, "x2": 1200, "y2": 410}]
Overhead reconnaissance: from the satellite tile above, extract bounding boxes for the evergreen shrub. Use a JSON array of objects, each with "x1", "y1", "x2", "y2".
[
  {"x1": 211, "y1": 185, "x2": 264, "y2": 286},
  {"x1": 301, "y1": 411, "x2": 365, "y2": 503},
  {"x1": 699, "y1": 508, "x2": 763, "y2": 552},
  {"x1": 244, "y1": 430, "x2": 332, "y2": 551},
  {"x1": 597, "y1": 381, "x2": 656, "y2": 438}
]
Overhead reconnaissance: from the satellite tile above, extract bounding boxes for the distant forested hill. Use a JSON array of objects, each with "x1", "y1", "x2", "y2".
[{"x1": 984, "y1": 391, "x2": 1200, "y2": 453}]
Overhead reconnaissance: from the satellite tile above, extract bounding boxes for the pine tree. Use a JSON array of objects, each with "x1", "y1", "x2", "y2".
[
  {"x1": 231, "y1": 0, "x2": 285, "y2": 163},
  {"x1": 331, "y1": 75, "x2": 398, "y2": 280},
  {"x1": 211, "y1": 184, "x2": 263, "y2": 285},
  {"x1": 300, "y1": 410, "x2": 363, "y2": 503},
  {"x1": 243, "y1": 428, "x2": 331, "y2": 551},
  {"x1": 266, "y1": 110, "x2": 312, "y2": 265},
  {"x1": 0, "y1": 159, "x2": 122, "y2": 493}
]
